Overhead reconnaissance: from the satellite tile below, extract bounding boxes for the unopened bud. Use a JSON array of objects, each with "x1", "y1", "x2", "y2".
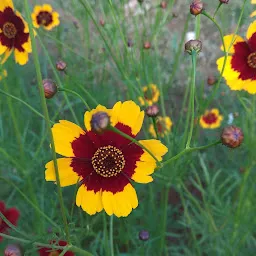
[
  {"x1": 185, "y1": 39, "x2": 202, "y2": 55},
  {"x1": 143, "y1": 41, "x2": 151, "y2": 50},
  {"x1": 190, "y1": 0, "x2": 204, "y2": 16},
  {"x1": 139, "y1": 230, "x2": 149, "y2": 241},
  {"x1": 219, "y1": 0, "x2": 229, "y2": 3},
  {"x1": 221, "y1": 126, "x2": 244, "y2": 148},
  {"x1": 91, "y1": 111, "x2": 110, "y2": 133},
  {"x1": 4, "y1": 244, "x2": 22, "y2": 256},
  {"x1": 160, "y1": 1, "x2": 167, "y2": 9},
  {"x1": 127, "y1": 39, "x2": 134, "y2": 48},
  {"x1": 56, "y1": 60, "x2": 67, "y2": 71},
  {"x1": 146, "y1": 104, "x2": 159, "y2": 117},
  {"x1": 99, "y1": 18, "x2": 105, "y2": 27},
  {"x1": 43, "y1": 79, "x2": 58, "y2": 99},
  {"x1": 207, "y1": 75, "x2": 216, "y2": 86}
]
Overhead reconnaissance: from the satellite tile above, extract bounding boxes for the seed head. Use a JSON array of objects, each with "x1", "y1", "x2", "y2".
[
  {"x1": 185, "y1": 39, "x2": 202, "y2": 55},
  {"x1": 207, "y1": 75, "x2": 216, "y2": 86},
  {"x1": 146, "y1": 104, "x2": 159, "y2": 118},
  {"x1": 56, "y1": 60, "x2": 67, "y2": 71},
  {"x1": 43, "y1": 79, "x2": 58, "y2": 99},
  {"x1": 139, "y1": 230, "x2": 150, "y2": 241},
  {"x1": 190, "y1": 0, "x2": 204, "y2": 16},
  {"x1": 4, "y1": 244, "x2": 22, "y2": 256},
  {"x1": 221, "y1": 126, "x2": 244, "y2": 148},
  {"x1": 91, "y1": 111, "x2": 110, "y2": 133}
]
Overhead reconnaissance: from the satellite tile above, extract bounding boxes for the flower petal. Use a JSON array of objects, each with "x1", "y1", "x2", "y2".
[
  {"x1": 0, "y1": 48, "x2": 12, "y2": 64},
  {"x1": 14, "y1": 49, "x2": 29, "y2": 65},
  {"x1": 243, "y1": 80, "x2": 256, "y2": 94},
  {"x1": 51, "y1": 120, "x2": 85, "y2": 157},
  {"x1": 45, "y1": 158, "x2": 80, "y2": 187},
  {"x1": 0, "y1": 42, "x2": 7, "y2": 55},
  {"x1": 112, "y1": 101, "x2": 144, "y2": 136},
  {"x1": 221, "y1": 34, "x2": 244, "y2": 54},
  {"x1": 102, "y1": 183, "x2": 138, "y2": 217},
  {"x1": 216, "y1": 56, "x2": 240, "y2": 81},
  {"x1": 42, "y1": 4, "x2": 53, "y2": 12},
  {"x1": 247, "y1": 20, "x2": 256, "y2": 40},
  {"x1": 250, "y1": 10, "x2": 256, "y2": 17},
  {"x1": 0, "y1": 0, "x2": 13, "y2": 11},
  {"x1": 76, "y1": 185, "x2": 103, "y2": 215}
]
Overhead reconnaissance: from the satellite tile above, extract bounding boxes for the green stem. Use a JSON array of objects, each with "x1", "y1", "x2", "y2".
[
  {"x1": 195, "y1": 15, "x2": 201, "y2": 39},
  {"x1": 58, "y1": 88, "x2": 91, "y2": 111},
  {"x1": 213, "y1": 3, "x2": 222, "y2": 18},
  {"x1": 161, "y1": 140, "x2": 221, "y2": 167},
  {"x1": 24, "y1": 0, "x2": 70, "y2": 242},
  {"x1": 186, "y1": 51, "x2": 197, "y2": 148},
  {"x1": 110, "y1": 215, "x2": 114, "y2": 256},
  {"x1": 109, "y1": 126, "x2": 161, "y2": 167},
  {"x1": 152, "y1": 117, "x2": 160, "y2": 140}
]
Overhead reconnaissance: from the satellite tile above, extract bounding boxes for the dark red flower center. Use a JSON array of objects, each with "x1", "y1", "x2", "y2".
[
  {"x1": 202, "y1": 112, "x2": 218, "y2": 124},
  {"x1": 0, "y1": 217, "x2": 2, "y2": 226},
  {"x1": 92, "y1": 145, "x2": 125, "y2": 178},
  {"x1": 247, "y1": 52, "x2": 256, "y2": 68},
  {"x1": 36, "y1": 11, "x2": 53, "y2": 26},
  {"x1": 49, "y1": 251, "x2": 59, "y2": 256},
  {"x1": 3, "y1": 22, "x2": 17, "y2": 39},
  {"x1": 144, "y1": 88, "x2": 155, "y2": 100}
]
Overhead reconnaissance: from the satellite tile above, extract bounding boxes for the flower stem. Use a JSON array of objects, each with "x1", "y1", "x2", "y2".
[
  {"x1": 152, "y1": 117, "x2": 160, "y2": 140},
  {"x1": 186, "y1": 50, "x2": 197, "y2": 148},
  {"x1": 110, "y1": 215, "x2": 114, "y2": 256},
  {"x1": 24, "y1": 0, "x2": 70, "y2": 242},
  {"x1": 213, "y1": 2, "x2": 222, "y2": 19}
]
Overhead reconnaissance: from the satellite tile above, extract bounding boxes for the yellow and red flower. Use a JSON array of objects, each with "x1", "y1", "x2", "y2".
[
  {"x1": 45, "y1": 101, "x2": 168, "y2": 217},
  {"x1": 0, "y1": 0, "x2": 32, "y2": 65},
  {"x1": 138, "y1": 84, "x2": 160, "y2": 106},
  {"x1": 217, "y1": 21, "x2": 256, "y2": 94},
  {"x1": 149, "y1": 116, "x2": 172, "y2": 138},
  {"x1": 0, "y1": 201, "x2": 20, "y2": 242},
  {"x1": 38, "y1": 240, "x2": 74, "y2": 256},
  {"x1": 32, "y1": 4, "x2": 60, "y2": 30},
  {"x1": 199, "y1": 109, "x2": 223, "y2": 129}
]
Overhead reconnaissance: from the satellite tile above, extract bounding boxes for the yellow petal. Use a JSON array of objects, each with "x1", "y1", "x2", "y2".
[
  {"x1": 51, "y1": 120, "x2": 85, "y2": 157},
  {"x1": 247, "y1": 20, "x2": 256, "y2": 40},
  {"x1": 132, "y1": 160, "x2": 156, "y2": 183},
  {"x1": 252, "y1": 0, "x2": 256, "y2": 3},
  {"x1": 211, "y1": 109, "x2": 219, "y2": 115},
  {"x1": 243, "y1": 80, "x2": 256, "y2": 94},
  {"x1": 138, "y1": 139, "x2": 168, "y2": 162},
  {"x1": 1, "y1": 48, "x2": 13, "y2": 64},
  {"x1": 76, "y1": 186, "x2": 103, "y2": 215},
  {"x1": 216, "y1": 56, "x2": 239, "y2": 81},
  {"x1": 0, "y1": 0, "x2": 13, "y2": 11},
  {"x1": 42, "y1": 4, "x2": 53, "y2": 12},
  {"x1": 148, "y1": 124, "x2": 156, "y2": 138},
  {"x1": 250, "y1": 10, "x2": 256, "y2": 17},
  {"x1": 45, "y1": 158, "x2": 80, "y2": 187},
  {"x1": 52, "y1": 12, "x2": 60, "y2": 26},
  {"x1": 221, "y1": 34, "x2": 244, "y2": 54},
  {"x1": 102, "y1": 184, "x2": 138, "y2": 217},
  {"x1": 22, "y1": 39, "x2": 32, "y2": 53},
  {"x1": 84, "y1": 105, "x2": 111, "y2": 131},
  {"x1": 226, "y1": 77, "x2": 244, "y2": 91},
  {"x1": 33, "y1": 5, "x2": 43, "y2": 15},
  {"x1": 111, "y1": 101, "x2": 144, "y2": 136},
  {"x1": 131, "y1": 172, "x2": 153, "y2": 183},
  {"x1": 0, "y1": 42, "x2": 7, "y2": 55},
  {"x1": 14, "y1": 49, "x2": 29, "y2": 65}
]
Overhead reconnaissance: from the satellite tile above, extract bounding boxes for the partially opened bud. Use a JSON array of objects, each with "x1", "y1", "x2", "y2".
[
  {"x1": 43, "y1": 79, "x2": 58, "y2": 99},
  {"x1": 143, "y1": 41, "x2": 151, "y2": 50},
  {"x1": 91, "y1": 111, "x2": 110, "y2": 133},
  {"x1": 207, "y1": 75, "x2": 216, "y2": 86},
  {"x1": 160, "y1": 1, "x2": 167, "y2": 9},
  {"x1": 56, "y1": 60, "x2": 67, "y2": 71},
  {"x1": 99, "y1": 18, "x2": 105, "y2": 27},
  {"x1": 4, "y1": 244, "x2": 22, "y2": 256},
  {"x1": 139, "y1": 230, "x2": 150, "y2": 241},
  {"x1": 146, "y1": 104, "x2": 159, "y2": 117},
  {"x1": 185, "y1": 39, "x2": 202, "y2": 55},
  {"x1": 221, "y1": 126, "x2": 244, "y2": 148},
  {"x1": 190, "y1": 0, "x2": 204, "y2": 16},
  {"x1": 219, "y1": 0, "x2": 229, "y2": 3}
]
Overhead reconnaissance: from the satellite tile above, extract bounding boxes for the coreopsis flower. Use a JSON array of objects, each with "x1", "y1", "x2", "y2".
[
  {"x1": 216, "y1": 21, "x2": 256, "y2": 94},
  {"x1": 149, "y1": 116, "x2": 172, "y2": 138},
  {"x1": 0, "y1": 0, "x2": 32, "y2": 65},
  {"x1": 0, "y1": 201, "x2": 20, "y2": 242},
  {"x1": 199, "y1": 109, "x2": 223, "y2": 129},
  {"x1": 38, "y1": 240, "x2": 74, "y2": 256},
  {"x1": 0, "y1": 69, "x2": 7, "y2": 80},
  {"x1": 45, "y1": 101, "x2": 168, "y2": 217},
  {"x1": 251, "y1": 0, "x2": 256, "y2": 17},
  {"x1": 32, "y1": 4, "x2": 60, "y2": 30},
  {"x1": 138, "y1": 84, "x2": 160, "y2": 106}
]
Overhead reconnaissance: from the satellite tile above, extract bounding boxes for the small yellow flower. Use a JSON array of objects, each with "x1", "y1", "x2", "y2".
[
  {"x1": 149, "y1": 116, "x2": 172, "y2": 138},
  {"x1": 199, "y1": 109, "x2": 223, "y2": 129},
  {"x1": 0, "y1": 69, "x2": 7, "y2": 80},
  {"x1": 32, "y1": 4, "x2": 60, "y2": 30},
  {"x1": 138, "y1": 84, "x2": 160, "y2": 106}
]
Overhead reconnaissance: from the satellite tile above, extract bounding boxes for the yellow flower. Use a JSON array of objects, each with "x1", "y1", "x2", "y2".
[
  {"x1": 216, "y1": 21, "x2": 256, "y2": 94},
  {"x1": 32, "y1": 4, "x2": 60, "y2": 30},
  {"x1": 199, "y1": 109, "x2": 223, "y2": 129},
  {"x1": 0, "y1": 0, "x2": 32, "y2": 65},
  {"x1": 0, "y1": 69, "x2": 7, "y2": 80},
  {"x1": 149, "y1": 116, "x2": 172, "y2": 138},
  {"x1": 138, "y1": 84, "x2": 160, "y2": 106},
  {"x1": 45, "y1": 101, "x2": 168, "y2": 217}
]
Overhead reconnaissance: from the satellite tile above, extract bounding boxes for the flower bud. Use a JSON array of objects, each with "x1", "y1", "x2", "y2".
[
  {"x1": 185, "y1": 39, "x2": 202, "y2": 55},
  {"x1": 56, "y1": 60, "x2": 67, "y2": 71},
  {"x1": 146, "y1": 104, "x2": 159, "y2": 117},
  {"x1": 190, "y1": 0, "x2": 204, "y2": 16},
  {"x1": 43, "y1": 79, "x2": 58, "y2": 99},
  {"x1": 207, "y1": 75, "x2": 216, "y2": 86},
  {"x1": 160, "y1": 1, "x2": 167, "y2": 9},
  {"x1": 221, "y1": 126, "x2": 244, "y2": 148},
  {"x1": 127, "y1": 39, "x2": 133, "y2": 48},
  {"x1": 143, "y1": 41, "x2": 151, "y2": 50},
  {"x1": 4, "y1": 244, "x2": 22, "y2": 256},
  {"x1": 99, "y1": 18, "x2": 105, "y2": 27},
  {"x1": 219, "y1": 0, "x2": 229, "y2": 3},
  {"x1": 139, "y1": 230, "x2": 149, "y2": 241},
  {"x1": 91, "y1": 111, "x2": 110, "y2": 133}
]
